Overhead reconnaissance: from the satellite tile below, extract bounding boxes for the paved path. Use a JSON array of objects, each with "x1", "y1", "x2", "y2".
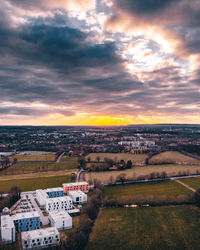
[
  {"x1": 56, "y1": 152, "x2": 65, "y2": 163},
  {"x1": 174, "y1": 179, "x2": 196, "y2": 192}
]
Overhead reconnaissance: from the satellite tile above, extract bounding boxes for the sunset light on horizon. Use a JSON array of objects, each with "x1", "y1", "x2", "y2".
[{"x1": 0, "y1": 0, "x2": 200, "y2": 125}]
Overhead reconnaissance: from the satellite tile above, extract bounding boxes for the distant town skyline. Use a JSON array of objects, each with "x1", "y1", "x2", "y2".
[{"x1": 0, "y1": 0, "x2": 200, "y2": 125}]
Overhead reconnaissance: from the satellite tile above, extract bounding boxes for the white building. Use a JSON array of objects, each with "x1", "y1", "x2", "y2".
[
  {"x1": 21, "y1": 227, "x2": 60, "y2": 249},
  {"x1": 46, "y1": 196, "x2": 73, "y2": 212},
  {"x1": 49, "y1": 211, "x2": 72, "y2": 230},
  {"x1": 1, "y1": 215, "x2": 16, "y2": 243},
  {"x1": 68, "y1": 190, "x2": 87, "y2": 204},
  {"x1": 36, "y1": 189, "x2": 49, "y2": 207},
  {"x1": 12, "y1": 211, "x2": 40, "y2": 232}
]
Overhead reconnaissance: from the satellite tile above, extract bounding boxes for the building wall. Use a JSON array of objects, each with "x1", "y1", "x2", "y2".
[
  {"x1": 1, "y1": 215, "x2": 16, "y2": 243},
  {"x1": 47, "y1": 190, "x2": 64, "y2": 198},
  {"x1": 63, "y1": 183, "x2": 89, "y2": 194},
  {"x1": 21, "y1": 228, "x2": 60, "y2": 249},
  {"x1": 46, "y1": 198, "x2": 72, "y2": 212},
  {"x1": 13, "y1": 216, "x2": 40, "y2": 232}
]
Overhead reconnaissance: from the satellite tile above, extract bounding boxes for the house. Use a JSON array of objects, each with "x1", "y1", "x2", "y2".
[
  {"x1": 1, "y1": 215, "x2": 16, "y2": 243},
  {"x1": 12, "y1": 211, "x2": 40, "y2": 232},
  {"x1": 67, "y1": 190, "x2": 87, "y2": 204},
  {"x1": 49, "y1": 211, "x2": 72, "y2": 230},
  {"x1": 62, "y1": 182, "x2": 89, "y2": 194},
  {"x1": 21, "y1": 227, "x2": 60, "y2": 249}
]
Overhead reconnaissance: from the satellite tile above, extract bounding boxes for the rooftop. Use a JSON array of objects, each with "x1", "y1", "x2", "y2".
[
  {"x1": 49, "y1": 211, "x2": 71, "y2": 220},
  {"x1": 1, "y1": 215, "x2": 15, "y2": 229},
  {"x1": 21, "y1": 227, "x2": 59, "y2": 240},
  {"x1": 46, "y1": 196, "x2": 72, "y2": 203},
  {"x1": 12, "y1": 211, "x2": 40, "y2": 221},
  {"x1": 63, "y1": 182, "x2": 88, "y2": 187},
  {"x1": 68, "y1": 190, "x2": 86, "y2": 196},
  {"x1": 45, "y1": 187, "x2": 63, "y2": 192}
]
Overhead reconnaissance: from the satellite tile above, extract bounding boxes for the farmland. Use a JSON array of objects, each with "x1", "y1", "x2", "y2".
[
  {"x1": 149, "y1": 151, "x2": 200, "y2": 165},
  {"x1": 1, "y1": 157, "x2": 78, "y2": 175},
  {"x1": 86, "y1": 205, "x2": 200, "y2": 250},
  {"x1": 86, "y1": 153, "x2": 147, "y2": 164},
  {"x1": 85, "y1": 164, "x2": 200, "y2": 184},
  {"x1": 180, "y1": 177, "x2": 200, "y2": 190},
  {"x1": 0, "y1": 175, "x2": 70, "y2": 193},
  {"x1": 103, "y1": 181, "x2": 192, "y2": 200},
  {"x1": 10, "y1": 153, "x2": 55, "y2": 162}
]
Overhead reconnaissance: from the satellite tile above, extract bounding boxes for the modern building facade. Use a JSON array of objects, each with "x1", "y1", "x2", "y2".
[
  {"x1": 45, "y1": 196, "x2": 73, "y2": 212},
  {"x1": 63, "y1": 182, "x2": 89, "y2": 194},
  {"x1": 12, "y1": 211, "x2": 40, "y2": 232},
  {"x1": 67, "y1": 190, "x2": 87, "y2": 204},
  {"x1": 49, "y1": 211, "x2": 72, "y2": 230},
  {"x1": 21, "y1": 227, "x2": 60, "y2": 249},
  {"x1": 1, "y1": 215, "x2": 16, "y2": 243},
  {"x1": 45, "y1": 187, "x2": 64, "y2": 198},
  {"x1": 36, "y1": 189, "x2": 49, "y2": 207}
]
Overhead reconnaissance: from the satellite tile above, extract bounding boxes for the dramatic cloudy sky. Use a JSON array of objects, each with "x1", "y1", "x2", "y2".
[{"x1": 1, "y1": 0, "x2": 200, "y2": 125}]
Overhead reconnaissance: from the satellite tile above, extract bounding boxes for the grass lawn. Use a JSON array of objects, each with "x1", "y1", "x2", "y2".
[
  {"x1": 86, "y1": 205, "x2": 200, "y2": 250},
  {"x1": 149, "y1": 151, "x2": 200, "y2": 165},
  {"x1": 10, "y1": 153, "x2": 56, "y2": 162},
  {"x1": 86, "y1": 164, "x2": 200, "y2": 184},
  {"x1": 103, "y1": 180, "x2": 192, "y2": 200},
  {"x1": 1, "y1": 157, "x2": 78, "y2": 175},
  {"x1": 180, "y1": 177, "x2": 200, "y2": 190},
  {"x1": 0, "y1": 175, "x2": 70, "y2": 193},
  {"x1": 86, "y1": 153, "x2": 147, "y2": 164}
]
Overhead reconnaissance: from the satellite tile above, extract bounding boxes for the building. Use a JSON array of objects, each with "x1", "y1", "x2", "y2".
[
  {"x1": 12, "y1": 211, "x2": 40, "y2": 232},
  {"x1": 63, "y1": 182, "x2": 89, "y2": 194},
  {"x1": 46, "y1": 196, "x2": 73, "y2": 212},
  {"x1": 1, "y1": 215, "x2": 16, "y2": 243},
  {"x1": 49, "y1": 211, "x2": 72, "y2": 230},
  {"x1": 21, "y1": 227, "x2": 60, "y2": 249},
  {"x1": 36, "y1": 189, "x2": 49, "y2": 207},
  {"x1": 67, "y1": 190, "x2": 87, "y2": 204},
  {"x1": 36, "y1": 187, "x2": 64, "y2": 207},
  {"x1": 45, "y1": 187, "x2": 64, "y2": 198}
]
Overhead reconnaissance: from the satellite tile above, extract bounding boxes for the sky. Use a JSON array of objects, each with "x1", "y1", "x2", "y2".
[{"x1": 0, "y1": 0, "x2": 200, "y2": 126}]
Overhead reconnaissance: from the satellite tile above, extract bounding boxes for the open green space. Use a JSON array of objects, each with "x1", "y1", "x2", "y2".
[
  {"x1": 180, "y1": 177, "x2": 200, "y2": 190},
  {"x1": 86, "y1": 153, "x2": 147, "y2": 164},
  {"x1": 149, "y1": 151, "x2": 200, "y2": 165},
  {"x1": 1, "y1": 157, "x2": 78, "y2": 175},
  {"x1": 86, "y1": 205, "x2": 200, "y2": 250},
  {"x1": 10, "y1": 153, "x2": 56, "y2": 162},
  {"x1": 86, "y1": 164, "x2": 200, "y2": 184},
  {"x1": 103, "y1": 180, "x2": 192, "y2": 200},
  {"x1": 0, "y1": 175, "x2": 70, "y2": 193}
]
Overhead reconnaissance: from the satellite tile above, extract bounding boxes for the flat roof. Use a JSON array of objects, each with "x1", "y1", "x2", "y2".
[
  {"x1": 1, "y1": 215, "x2": 15, "y2": 229},
  {"x1": 21, "y1": 227, "x2": 59, "y2": 240},
  {"x1": 49, "y1": 211, "x2": 71, "y2": 220},
  {"x1": 68, "y1": 190, "x2": 86, "y2": 195},
  {"x1": 45, "y1": 187, "x2": 64, "y2": 192},
  {"x1": 62, "y1": 182, "x2": 88, "y2": 187},
  {"x1": 46, "y1": 196, "x2": 72, "y2": 203},
  {"x1": 12, "y1": 211, "x2": 40, "y2": 221}
]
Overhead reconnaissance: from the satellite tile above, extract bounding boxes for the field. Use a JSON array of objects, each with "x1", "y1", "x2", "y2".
[
  {"x1": 180, "y1": 177, "x2": 200, "y2": 190},
  {"x1": 86, "y1": 153, "x2": 147, "y2": 164},
  {"x1": 149, "y1": 151, "x2": 200, "y2": 165},
  {"x1": 10, "y1": 153, "x2": 55, "y2": 162},
  {"x1": 103, "y1": 181, "x2": 192, "y2": 200},
  {"x1": 1, "y1": 157, "x2": 78, "y2": 175},
  {"x1": 0, "y1": 175, "x2": 70, "y2": 193},
  {"x1": 86, "y1": 205, "x2": 200, "y2": 250},
  {"x1": 85, "y1": 164, "x2": 200, "y2": 184}
]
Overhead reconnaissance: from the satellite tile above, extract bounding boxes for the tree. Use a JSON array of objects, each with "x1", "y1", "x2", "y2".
[
  {"x1": 87, "y1": 156, "x2": 91, "y2": 163},
  {"x1": 96, "y1": 156, "x2": 100, "y2": 163},
  {"x1": 194, "y1": 188, "x2": 200, "y2": 207},
  {"x1": 78, "y1": 157, "x2": 86, "y2": 169},
  {"x1": 116, "y1": 174, "x2": 126, "y2": 184},
  {"x1": 70, "y1": 172, "x2": 77, "y2": 182},
  {"x1": 126, "y1": 160, "x2": 132, "y2": 169}
]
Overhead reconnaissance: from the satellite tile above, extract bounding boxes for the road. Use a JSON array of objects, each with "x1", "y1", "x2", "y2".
[
  {"x1": 56, "y1": 152, "x2": 65, "y2": 163},
  {"x1": 174, "y1": 179, "x2": 196, "y2": 192}
]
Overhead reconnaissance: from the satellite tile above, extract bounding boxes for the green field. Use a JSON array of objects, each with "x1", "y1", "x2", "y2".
[
  {"x1": 0, "y1": 175, "x2": 70, "y2": 193},
  {"x1": 86, "y1": 164, "x2": 200, "y2": 184},
  {"x1": 103, "y1": 181, "x2": 192, "y2": 200},
  {"x1": 86, "y1": 205, "x2": 200, "y2": 250},
  {"x1": 149, "y1": 151, "x2": 200, "y2": 165},
  {"x1": 180, "y1": 177, "x2": 200, "y2": 190},
  {"x1": 1, "y1": 157, "x2": 78, "y2": 175},
  {"x1": 86, "y1": 153, "x2": 147, "y2": 164},
  {"x1": 10, "y1": 153, "x2": 56, "y2": 162}
]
